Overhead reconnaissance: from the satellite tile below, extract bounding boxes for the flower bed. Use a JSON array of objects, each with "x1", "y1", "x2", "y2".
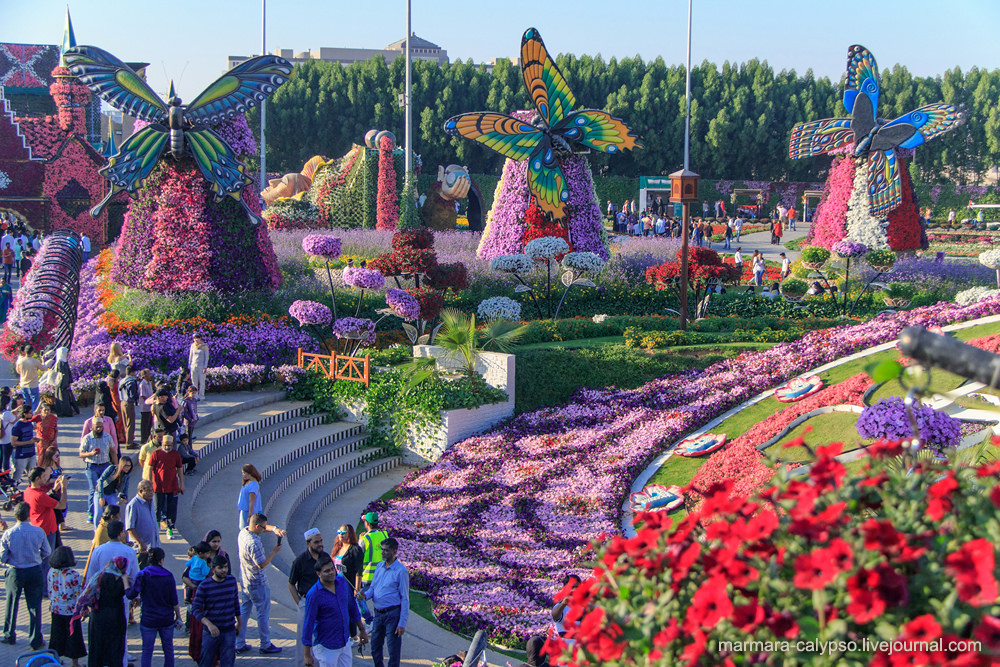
[{"x1": 367, "y1": 297, "x2": 1000, "y2": 644}]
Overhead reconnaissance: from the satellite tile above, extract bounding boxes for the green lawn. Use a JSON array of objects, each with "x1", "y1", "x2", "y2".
[
  {"x1": 767, "y1": 411, "x2": 865, "y2": 462},
  {"x1": 517, "y1": 336, "x2": 626, "y2": 350}
]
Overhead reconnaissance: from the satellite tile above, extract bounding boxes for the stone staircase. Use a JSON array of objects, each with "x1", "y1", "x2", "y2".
[{"x1": 176, "y1": 392, "x2": 402, "y2": 579}]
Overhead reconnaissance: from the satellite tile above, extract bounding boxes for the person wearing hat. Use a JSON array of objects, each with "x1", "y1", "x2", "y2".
[
  {"x1": 289, "y1": 528, "x2": 325, "y2": 667},
  {"x1": 189, "y1": 335, "x2": 210, "y2": 401},
  {"x1": 357, "y1": 512, "x2": 388, "y2": 626}
]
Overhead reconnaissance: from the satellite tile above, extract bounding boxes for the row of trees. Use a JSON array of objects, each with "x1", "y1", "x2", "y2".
[{"x1": 249, "y1": 54, "x2": 1000, "y2": 184}]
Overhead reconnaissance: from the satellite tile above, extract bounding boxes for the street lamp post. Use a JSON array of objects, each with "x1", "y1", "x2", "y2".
[
  {"x1": 259, "y1": 0, "x2": 267, "y2": 191},
  {"x1": 404, "y1": 0, "x2": 412, "y2": 175}
]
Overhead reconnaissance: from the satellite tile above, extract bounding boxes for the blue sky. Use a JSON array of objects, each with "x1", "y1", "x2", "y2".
[{"x1": 3, "y1": 0, "x2": 998, "y2": 98}]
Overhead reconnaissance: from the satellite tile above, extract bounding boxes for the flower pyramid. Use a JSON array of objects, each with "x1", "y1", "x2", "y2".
[
  {"x1": 808, "y1": 153, "x2": 924, "y2": 252},
  {"x1": 476, "y1": 113, "x2": 608, "y2": 262}
]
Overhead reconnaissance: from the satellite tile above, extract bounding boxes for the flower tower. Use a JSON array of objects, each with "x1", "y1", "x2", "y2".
[
  {"x1": 111, "y1": 116, "x2": 281, "y2": 293},
  {"x1": 476, "y1": 123, "x2": 608, "y2": 262}
]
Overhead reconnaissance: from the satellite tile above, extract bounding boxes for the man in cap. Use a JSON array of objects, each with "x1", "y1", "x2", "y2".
[
  {"x1": 357, "y1": 512, "x2": 388, "y2": 626},
  {"x1": 289, "y1": 528, "x2": 325, "y2": 667}
]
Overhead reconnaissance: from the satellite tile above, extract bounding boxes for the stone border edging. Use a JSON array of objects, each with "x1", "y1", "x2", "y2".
[
  {"x1": 621, "y1": 313, "x2": 1000, "y2": 536},
  {"x1": 755, "y1": 405, "x2": 864, "y2": 452}
]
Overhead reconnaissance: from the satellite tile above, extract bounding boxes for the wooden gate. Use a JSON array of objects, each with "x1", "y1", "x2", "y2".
[{"x1": 297, "y1": 349, "x2": 370, "y2": 386}]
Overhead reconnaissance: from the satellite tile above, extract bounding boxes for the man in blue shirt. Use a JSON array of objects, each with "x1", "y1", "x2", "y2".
[
  {"x1": 303, "y1": 556, "x2": 369, "y2": 667},
  {"x1": 0, "y1": 502, "x2": 49, "y2": 648},
  {"x1": 357, "y1": 538, "x2": 408, "y2": 667}
]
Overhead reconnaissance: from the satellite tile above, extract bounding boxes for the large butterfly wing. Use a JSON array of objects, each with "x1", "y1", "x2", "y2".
[
  {"x1": 788, "y1": 118, "x2": 854, "y2": 159},
  {"x1": 844, "y1": 44, "x2": 880, "y2": 119},
  {"x1": 526, "y1": 139, "x2": 569, "y2": 219},
  {"x1": 520, "y1": 28, "x2": 576, "y2": 127},
  {"x1": 867, "y1": 149, "x2": 902, "y2": 216},
  {"x1": 185, "y1": 55, "x2": 292, "y2": 126},
  {"x1": 186, "y1": 127, "x2": 259, "y2": 223},
  {"x1": 63, "y1": 46, "x2": 168, "y2": 123},
  {"x1": 90, "y1": 125, "x2": 169, "y2": 216},
  {"x1": 881, "y1": 103, "x2": 963, "y2": 150},
  {"x1": 554, "y1": 109, "x2": 643, "y2": 154},
  {"x1": 444, "y1": 113, "x2": 543, "y2": 162}
]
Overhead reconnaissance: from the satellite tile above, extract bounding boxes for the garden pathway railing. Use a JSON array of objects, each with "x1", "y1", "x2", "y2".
[{"x1": 297, "y1": 348, "x2": 370, "y2": 386}]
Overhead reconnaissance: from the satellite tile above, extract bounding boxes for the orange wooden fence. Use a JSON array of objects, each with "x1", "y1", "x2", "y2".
[{"x1": 297, "y1": 348, "x2": 371, "y2": 386}]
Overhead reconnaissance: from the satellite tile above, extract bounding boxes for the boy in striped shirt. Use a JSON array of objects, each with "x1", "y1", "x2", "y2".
[{"x1": 192, "y1": 556, "x2": 241, "y2": 667}]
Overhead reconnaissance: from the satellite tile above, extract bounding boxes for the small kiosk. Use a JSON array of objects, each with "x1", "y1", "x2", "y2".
[{"x1": 639, "y1": 176, "x2": 683, "y2": 216}]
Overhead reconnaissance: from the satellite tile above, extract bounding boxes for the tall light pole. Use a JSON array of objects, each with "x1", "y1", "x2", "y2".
[
  {"x1": 404, "y1": 0, "x2": 412, "y2": 175},
  {"x1": 259, "y1": 0, "x2": 267, "y2": 191}
]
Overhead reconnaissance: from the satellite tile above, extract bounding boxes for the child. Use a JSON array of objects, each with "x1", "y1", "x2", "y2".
[
  {"x1": 176, "y1": 433, "x2": 199, "y2": 475},
  {"x1": 179, "y1": 386, "x2": 199, "y2": 441},
  {"x1": 31, "y1": 401, "x2": 58, "y2": 463},
  {"x1": 181, "y1": 541, "x2": 212, "y2": 631}
]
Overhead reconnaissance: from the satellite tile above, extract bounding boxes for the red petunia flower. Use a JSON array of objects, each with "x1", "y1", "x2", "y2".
[
  {"x1": 744, "y1": 509, "x2": 779, "y2": 542},
  {"x1": 973, "y1": 615, "x2": 1000, "y2": 651},
  {"x1": 794, "y1": 550, "x2": 839, "y2": 590},
  {"x1": 685, "y1": 577, "x2": 733, "y2": 629},
  {"x1": 901, "y1": 614, "x2": 942, "y2": 642}
]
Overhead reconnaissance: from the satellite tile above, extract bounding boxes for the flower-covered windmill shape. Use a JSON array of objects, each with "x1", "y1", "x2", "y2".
[
  {"x1": 789, "y1": 45, "x2": 962, "y2": 216},
  {"x1": 444, "y1": 28, "x2": 642, "y2": 220},
  {"x1": 63, "y1": 46, "x2": 292, "y2": 224}
]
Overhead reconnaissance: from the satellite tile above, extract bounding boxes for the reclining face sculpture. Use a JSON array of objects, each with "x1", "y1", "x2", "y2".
[
  {"x1": 438, "y1": 164, "x2": 471, "y2": 201},
  {"x1": 261, "y1": 173, "x2": 313, "y2": 205}
]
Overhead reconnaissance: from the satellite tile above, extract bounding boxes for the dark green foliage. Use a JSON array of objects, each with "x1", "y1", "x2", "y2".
[
  {"x1": 250, "y1": 55, "x2": 1000, "y2": 185},
  {"x1": 514, "y1": 346, "x2": 716, "y2": 414}
]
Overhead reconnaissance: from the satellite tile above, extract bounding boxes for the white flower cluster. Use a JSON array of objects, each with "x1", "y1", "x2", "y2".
[
  {"x1": 955, "y1": 286, "x2": 1000, "y2": 306},
  {"x1": 979, "y1": 249, "x2": 1000, "y2": 269},
  {"x1": 561, "y1": 252, "x2": 605, "y2": 274},
  {"x1": 477, "y1": 296, "x2": 522, "y2": 322},
  {"x1": 524, "y1": 236, "x2": 569, "y2": 260},
  {"x1": 844, "y1": 161, "x2": 890, "y2": 250},
  {"x1": 263, "y1": 197, "x2": 319, "y2": 223},
  {"x1": 592, "y1": 314, "x2": 609, "y2": 323},
  {"x1": 490, "y1": 254, "x2": 534, "y2": 274}
]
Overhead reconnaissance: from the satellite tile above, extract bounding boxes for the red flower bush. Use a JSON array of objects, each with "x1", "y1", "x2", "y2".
[
  {"x1": 392, "y1": 228, "x2": 434, "y2": 250},
  {"x1": 548, "y1": 438, "x2": 1000, "y2": 666},
  {"x1": 391, "y1": 248, "x2": 437, "y2": 275},
  {"x1": 375, "y1": 135, "x2": 399, "y2": 230},
  {"x1": 809, "y1": 155, "x2": 855, "y2": 249},
  {"x1": 521, "y1": 197, "x2": 572, "y2": 260},
  {"x1": 366, "y1": 252, "x2": 400, "y2": 278},
  {"x1": 408, "y1": 287, "x2": 444, "y2": 322},
  {"x1": 425, "y1": 261, "x2": 469, "y2": 292},
  {"x1": 886, "y1": 162, "x2": 923, "y2": 251},
  {"x1": 646, "y1": 247, "x2": 742, "y2": 303}
]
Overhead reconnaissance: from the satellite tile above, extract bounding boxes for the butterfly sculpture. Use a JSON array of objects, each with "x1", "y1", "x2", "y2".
[
  {"x1": 63, "y1": 46, "x2": 292, "y2": 224},
  {"x1": 789, "y1": 45, "x2": 962, "y2": 217},
  {"x1": 444, "y1": 28, "x2": 642, "y2": 220}
]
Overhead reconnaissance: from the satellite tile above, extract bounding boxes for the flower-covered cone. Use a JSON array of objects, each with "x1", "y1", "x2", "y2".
[{"x1": 112, "y1": 160, "x2": 280, "y2": 293}]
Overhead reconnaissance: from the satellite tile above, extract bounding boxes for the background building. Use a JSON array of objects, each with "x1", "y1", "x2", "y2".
[{"x1": 228, "y1": 32, "x2": 449, "y2": 70}]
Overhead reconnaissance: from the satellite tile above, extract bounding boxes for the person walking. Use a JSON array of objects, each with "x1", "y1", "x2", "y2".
[
  {"x1": 753, "y1": 251, "x2": 766, "y2": 287},
  {"x1": 118, "y1": 366, "x2": 139, "y2": 448},
  {"x1": 0, "y1": 502, "x2": 49, "y2": 649},
  {"x1": 0, "y1": 278, "x2": 11, "y2": 324},
  {"x1": 2, "y1": 246, "x2": 13, "y2": 284},
  {"x1": 79, "y1": 418, "x2": 115, "y2": 525},
  {"x1": 86, "y1": 520, "x2": 140, "y2": 582},
  {"x1": 780, "y1": 252, "x2": 791, "y2": 281},
  {"x1": 148, "y1": 435, "x2": 184, "y2": 540},
  {"x1": 52, "y1": 347, "x2": 78, "y2": 418},
  {"x1": 24, "y1": 467, "x2": 67, "y2": 563},
  {"x1": 235, "y1": 513, "x2": 286, "y2": 654},
  {"x1": 93, "y1": 457, "x2": 133, "y2": 528},
  {"x1": 179, "y1": 385, "x2": 200, "y2": 442},
  {"x1": 358, "y1": 512, "x2": 388, "y2": 625},
  {"x1": 75, "y1": 555, "x2": 130, "y2": 667},
  {"x1": 192, "y1": 555, "x2": 241, "y2": 667},
  {"x1": 237, "y1": 464, "x2": 262, "y2": 531},
  {"x1": 127, "y1": 547, "x2": 182, "y2": 667},
  {"x1": 304, "y1": 556, "x2": 370, "y2": 667},
  {"x1": 47, "y1": 546, "x2": 86, "y2": 667},
  {"x1": 85, "y1": 506, "x2": 120, "y2": 575},
  {"x1": 290, "y1": 528, "x2": 325, "y2": 667},
  {"x1": 787, "y1": 205, "x2": 797, "y2": 231},
  {"x1": 11, "y1": 405, "x2": 39, "y2": 482},
  {"x1": 357, "y1": 538, "x2": 409, "y2": 667},
  {"x1": 189, "y1": 335, "x2": 210, "y2": 401},
  {"x1": 332, "y1": 524, "x2": 364, "y2": 641},
  {"x1": 152, "y1": 389, "x2": 180, "y2": 437},
  {"x1": 16, "y1": 346, "x2": 42, "y2": 411},
  {"x1": 80, "y1": 234, "x2": 91, "y2": 263},
  {"x1": 125, "y1": 480, "x2": 159, "y2": 570},
  {"x1": 723, "y1": 221, "x2": 732, "y2": 250},
  {"x1": 137, "y1": 370, "x2": 154, "y2": 447}
]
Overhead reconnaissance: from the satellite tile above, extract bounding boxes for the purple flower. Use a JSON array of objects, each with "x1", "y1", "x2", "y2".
[
  {"x1": 856, "y1": 397, "x2": 961, "y2": 452},
  {"x1": 331, "y1": 317, "x2": 376, "y2": 345},
  {"x1": 343, "y1": 266, "x2": 385, "y2": 291},
  {"x1": 385, "y1": 288, "x2": 420, "y2": 321},
  {"x1": 832, "y1": 240, "x2": 868, "y2": 258},
  {"x1": 302, "y1": 234, "x2": 342, "y2": 259},
  {"x1": 288, "y1": 300, "x2": 332, "y2": 327}
]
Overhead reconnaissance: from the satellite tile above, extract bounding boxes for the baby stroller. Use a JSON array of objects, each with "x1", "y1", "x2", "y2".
[
  {"x1": 16, "y1": 648, "x2": 60, "y2": 666},
  {"x1": 0, "y1": 467, "x2": 24, "y2": 511}
]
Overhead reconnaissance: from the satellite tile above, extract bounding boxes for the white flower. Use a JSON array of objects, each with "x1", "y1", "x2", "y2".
[
  {"x1": 979, "y1": 249, "x2": 1000, "y2": 269},
  {"x1": 524, "y1": 236, "x2": 569, "y2": 260},
  {"x1": 592, "y1": 314, "x2": 609, "y2": 323},
  {"x1": 490, "y1": 254, "x2": 535, "y2": 274},
  {"x1": 844, "y1": 160, "x2": 890, "y2": 250},
  {"x1": 477, "y1": 296, "x2": 522, "y2": 321},
  {"x1": 561, "y1": 252, "x2": 605, "y2": 274},
  {"x1": 0, "y1": 171, "x2": 10, "y2": 190},
  {"x1": 955, "y1": 286, "x2": 1000, "y2": 306}
]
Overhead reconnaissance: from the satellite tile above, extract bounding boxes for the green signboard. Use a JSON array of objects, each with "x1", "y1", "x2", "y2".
[{"x1": 639, "y1": 176, "x2": 672, "y2": 190}]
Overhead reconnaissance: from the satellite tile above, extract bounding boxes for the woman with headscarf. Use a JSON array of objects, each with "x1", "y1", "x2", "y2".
[
  {"x1": 73, "y1": 555, "x2": 130, "y2": 667},
  {"x1": 51, "y1": 346, "x2": 78, "y2": 417},
  {"x1": 84, "y1": 505, "x2": 120, "y2": 575},
  {"x1": 0, "y1": 277, "x2": 11, "y2": 324},
  {"x1": 188, "y1": 334, "x2": 209, "y2": 401}
]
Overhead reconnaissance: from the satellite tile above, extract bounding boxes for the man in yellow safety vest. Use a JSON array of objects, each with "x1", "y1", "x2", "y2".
[{"x1": 358, "y1": 511, "x2": 388, "y2": 625}]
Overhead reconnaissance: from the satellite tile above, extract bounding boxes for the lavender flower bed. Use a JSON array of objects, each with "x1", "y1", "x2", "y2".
[
  {"x1": 70, "y1": 259, "x2": 313, "y2": 383},
  {"x1": 856, "y1": 255, "x2": 996, "y2": 293},
  {"x1": 367, "y1": 297, "x2": 1000, "y2": 643}
]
